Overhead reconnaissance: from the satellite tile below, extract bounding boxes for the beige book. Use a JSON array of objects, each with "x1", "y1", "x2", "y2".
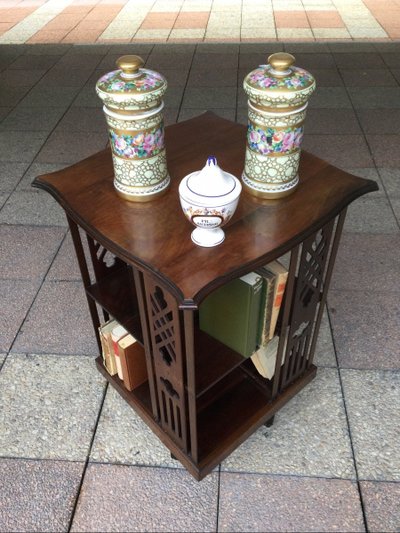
[
  {"x1": 118, "y1": 334, "x2": 148, "y2": 391},
  {"x1": 98, "y1": 319, "x2": 119, "y2": 376},
  {"x1": 111, "y1": 323, "x2": 128, "y2": 380}
]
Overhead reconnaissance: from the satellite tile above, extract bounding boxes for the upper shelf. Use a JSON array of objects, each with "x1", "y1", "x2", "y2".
[{"x1": 33, "y1": 112, "x2": 378, "y2": 307}]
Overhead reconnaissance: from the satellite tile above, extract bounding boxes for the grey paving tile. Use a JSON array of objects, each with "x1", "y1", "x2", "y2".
[
  {"x1": 16, "y1": 162, "x2": 66, "y2": 191},
  {"x1": 0, "y1": 190, "x2": 67, "y2": 226},
  {"x1": 24, "y1": 43, "x2": 71, "y2": 56},
  {"x1": 0, "y1": 162, "x2": 30, "y2": 192},
  {"x1": 0, "y1": 354, "x2": 5, "y2": 369},
  {"x1": 240, "y1": 43, "x2": 282, "y2": 54},
  {"x1": 381, "y1": 52, "x2": 400, "y2": 68},
  {"x1": 0, "y1": 192, "x2": 8, "y2": 209},
  {"x1": 344, "y1": 197, "x2": 399, "y2": 233},
  {"x1": 90, "y1": 387, "x2": 179, "y2": 468},
  {"x1": 314, "y1": 309, "x2": 337, "y2": 368},
  {"x1": 46, "y1": 231, "x2": 81, "y2": 281},
  {"x1": 0, "y1": 279, "x2": 39, "y2": 352},
  {"x1": 308, "y1": 87, "x2": 352, "y2": 108},
  {"x1": 328, "y1": 290, "x2": 400, "y2": 370},
  {"x1": 356, "y1": 109, "x2": 400, "y2": 135},
  {"x1": 378, "y1": 168, "x2": 400, "y2": 198},
  {"x1": 342, "y1": 167, "x2": 383, "y2": 197},
  {"x1": 0, "y1": 131, "x2": 47, "y2": 162},
  {"x1": 108, "y1": 43, "x2": 153, "y2": 55},
  {"x1": 390, "y1": 198, "x2": 400, "y2": 225},
  {"x1": 340, "y1": 68, "x2": 397, "y2": 87},
  {"x1": 153, "y1": 68, "x2": 189, "y2": 88},
  {"x1": 342, "y1": 369, "x2": 400, "y2": 480},
  {"x1": 239, "y1": 53, "x2": 268, "y2": 70},
  {"x1": 161, "y1": 86, "x2": 184, "y2": 108},
  {"x1": 147, "y1": 52, "x2": 194, "y2": 70},
  {"x1": 285, "y1": 43, "x2": 331, "y2": 53},
  {"x1": 349, "y1": 87, "x2": 400, "y2": 109},
  {"x1": 391, "y1": 68, "x2": 400, "y2": 84},
  {"x1": 360, "y1": 481, "x2": 400, "y2": 532},
  {"x1": 178, "y1": 108, "x2": 236, "y2": 122},
  {"x1": 55, "y1": 53, "x2": 104, "y2": 70},
  {"x1": 330, "y1": 42, "x2": 376, "y2": 53},
  {"x1": 8, "y1": 54, "x2": 62, "y2": 70},
  {"x1": 55, "y1": 107, "x2": 107, "y2": 133},
  {"x1": 192, "y1": 53, "x2": 238, "y2": 70},
  {"x1": 71, "y1": 463, "x2": 218, "y2": 532},
  {"x1": 36, "y1": 66, "x2": 94, "y2": 87},
  {"x1": 72, "y1": 85, "x2": 102, "y2": 108},
  {"x1": 35, "y1": 130, "x2": 107, "y2": 164},
  {"x1": 0, "y1": 84, "x2": 32, "y2": 107},
  {"x1": 200, "y1": 43, "x2": 241, "y2": 54},
  {"x1": 182, "y1": 87, "x2": 237, "y2": 109},
  {"x1": 66, "y1": 44, "x2": 110, "y2": 55},
  {"x1": 0, "y1": 106, "x2": 66, "y2": 132},
  {"x1": 18, "y1": 86, "x2": 81, "y2": 109},
  {"x1": 0, "y1": 225, "x2": 65, "y2": 280},
  {"x1": 188, "y1": 68, "x2": 237, "y2": 88},
  {"x1": 0, "y1": 68, "x2": 47, "y2": 87},
  {"x1": 219, "y1": 473, "x2": 364, "y2": 532},
  {"x1": 366, "y1": 134, "x2": 400, "y2": 167},
  {"x1": 302, "y1": 135, "x2": 373, "y2": 168},
  {"x1": 12, "y1": 281, "x2": 98, "y2": 355},
  {"x1": 0, "y1": 457, "x2": 83, "y2": 533},
  {"x1": 0, "y1": 353, "x2": 105, "y2": 460},
  {"x1": 153, "y1": 43, "x2": 195, "y2": 55},
  {"x1": 308, "y1": 68, "x2": 343, "y2": 87},
  {"x1": 0, "y1": 106, "x2": 11, "y2": 121},
  {"x1": 222, "y1": 368, "x2": 355, "y2": 479},
  {"x1": 290, "y1": 53, "x2": 336, "y2": 69},
  {"x1": 333, "y1": 52, "x2": 385, "y2": 69},
  {"x1": 305, "y1": 108, "x2": 361, "y2": 134},
  {"x1": 331, "y1": 234, "x2": 400, "y2": 292},
  {"x1": 163, "y1": 106, "x2": 179, "y2": 125}
]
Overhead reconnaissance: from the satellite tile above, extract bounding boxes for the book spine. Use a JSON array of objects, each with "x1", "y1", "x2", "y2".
[
  {"x1": 99, "y1": 327, "x2": 117, "y2": 376},
  {"x1": 245, "y1": 276, "x2": 264, "y2": 357},
  {"x1": 261, "y1": 276, "x2": 275, "y2": 346},
  {"x1": 269, "y1": 276, "x2": 287, "y2": 340},
  {"x1": 112, "y1": 338, "x2": 124, "y2": 379}
]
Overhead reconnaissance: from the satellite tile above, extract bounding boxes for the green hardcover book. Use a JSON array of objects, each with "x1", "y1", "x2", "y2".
[{"x1": 199, "y1": 272, "x2": 264, "y2": 358}]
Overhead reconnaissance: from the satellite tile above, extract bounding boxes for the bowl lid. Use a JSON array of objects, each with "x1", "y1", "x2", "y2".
[
  {"x1": 96, "y1": 55, "x2": 167, "y2": 97},
  {"x1": 244, "y1": 52, "x2": 315, "y2": 93},
  {"x1": 186, "y1": 156, "x2": 237, "y2": 198}
]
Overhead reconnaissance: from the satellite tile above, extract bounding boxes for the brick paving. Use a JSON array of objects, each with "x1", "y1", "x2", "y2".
[{"x1": 0, "y1": 0, "x2": 400, "y2": 44}]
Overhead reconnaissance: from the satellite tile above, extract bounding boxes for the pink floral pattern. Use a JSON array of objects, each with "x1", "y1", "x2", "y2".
[
  {"x1": 110, "y1": 125, "x2": 164, "y2": 159},
  {"x1": 98, "y1": 70, "x2": 164, "y2": 93},
  {"x1": 248, "y1": 66, "x2": 313, "y2": 90},
  {"x1": 247, "y1": 123, "x2": 303, "y2": 155}
]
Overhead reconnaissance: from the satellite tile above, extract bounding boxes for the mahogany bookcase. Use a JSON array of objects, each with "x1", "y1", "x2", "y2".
[{"x1": 33, "y1": 112, "x2": 378, "y2": 481}]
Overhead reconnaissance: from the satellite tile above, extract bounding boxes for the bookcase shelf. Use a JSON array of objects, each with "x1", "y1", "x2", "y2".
[{"x1": 33, "y1": 112, "x2": 378, "y2": 481}]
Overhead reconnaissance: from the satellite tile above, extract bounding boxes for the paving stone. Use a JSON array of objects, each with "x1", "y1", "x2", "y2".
[
  {"x1": 163, "y1": 86, "x2": 184, "y2": 108},
  {"x1": 151, "y1": 67, "x2": 189, "y2": 88},
  {"x1": 219, "y1": 473, "x2": 364, "y2": 532},
  {"x1": 342, "y1": 167, "x2": 383, "y2": 197},
  {"x1": 360, "y1": 481, "x2": 400, "y2": 532},
  {"x1": 329, "y1": 42, "x2": 377, "y2": 53},
  {"x1": 339, "y1": 68, "x2": 397, "y2": 87},
  {"x1": 178, "y1": 108, "x2": 236, "y2": 122},
  {"x1": 289, "y1": 53, "x2": 336, "y2": 69},
  {"x1": 356, "y1": 109, "x2": 400, "y2": 135},
  {"x1": 72, "y1": 85, "x2": 103, "y2": 108},
  {"x1": 16, "y1": 162, "x2": 67, "y2": 191},
  {"x1": 314, "y1": 309, "x2": 337, "y2": 368},
  {"x1": 344, "y1": 197, "x2": 399, "y2": 233},
  {"x1": 0, "y1": 279, "x2": 39, "y2": 352},
  {"x1": 0, "y1": 354, "x2": 6, "y2": 370},
  {"x1": 35, "y1": 130, "x2": 108, "y2": 164},
  {"x1": 188, "y1": 68, "x2": 237, "y2": 87},
  {"x1": 0, "y1": 68, "x2": 47, "y2": 87},
  {"x1": 71, "y1": 463, "x2": 219, "y2": 532},
  {"x1": 307, "y1": 68, "x2": 343, "y2": 87},
  {"x1": 24, "y1": 43, "x2": 71, "y2": 56},
  {"x1": 333, "y1": 52, "x2": 385, "y2": 69},
  {"x1": 342, "y1": 369, "x2": 400, "y2": 480},
  {"x1": 8, "y1": 54, "x2": 63, "y2": 70},
  {"x1": 0, "y1": 193, "x2": 8, "y2": 209},
  {"x1": 378, "y1": 168, "x2": 400, "y2": 198},
  {"x1": 147, "y1": 52, "x2": 194, "y2": 70},
  {"x1": 0, "y1": 131, "x2": 47, "y2": 162},
  {"x1": 302, "y1": 134, "x2": 373, "y2": 168},
  {"x1": 192, "y1": 52, "x2": 238, "y2": 70},
  {"x1": 305, "y1": 108, "x2": 361, "y2": 134},
  {"x1": 308, "y1": 87, "x2": 352, "y2": 108},
  {"x1": 182, "y1": 86, "x2": 237, "y2": 108},
  {"x1": 35, "y1": 66, "x2": 94, "y2": 87},
  {"x1": 55, "y1": 106, "x2": 107, "y2": 133},
  {"x1": 0, "y1": 84, "x2": 31, "y2": 107},
  {"x1": 331, "y1": 234, "x2": 400, "y2": 293},
  {"x1": 222, "y1": 368, "x2": 355, "y2": 479},
  {"x1": 46, "y1": 230, "x2": 92, "y2": 281},
  {"x1": 0, "y1": 190, "x2": 67, "y2": 226},
  {"x1": 0, "y1": 106, "x2": 66, "y2": 132},
  {"x1": 366, "y1": 134, "x2": 400, "y2": 167},
  {"x1": 12, "y1": 281, "x2": 99, "y2": 355},
  {"x1": 0, "y1": 106, "x2": 11, "y2": 121},
  {"x1": 0, "y1": 225, "x2": 65, "y2": 280},
  {"x1": 0, "y1": 457, "x2": 84, "y2": 533},
  {"x1": 348, "y1": 87, "x2": 400, "y2": 109},
  {"x1": 90, "y1": 387, "x2": 179, "y2": 468},
  {"x1": 381, "y1": 53, "x2": 400, "y2": 68},
  {"x1": 0, "y1": 353, "x2": 105, "y2": 460},
  {"x1": 0, "y1": 162, "x2": 30, "y2": 192},
  {"x1": 328, "y1": 290, "x2": 400, "y2": 370},
  {"x1": 55, "y1": 53, "x2": 104, "y2": 70},
  {"x1": 18, "y1": 85, "x2": 81, "y2": 109}
]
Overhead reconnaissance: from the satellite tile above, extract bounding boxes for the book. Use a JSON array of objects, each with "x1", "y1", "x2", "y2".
[
  {"x1": 98, "y1": 318, "x2": 119, "y2": 376},
  {"x1": 199, "y1": 272, "x2": 264, "y2": 358},
  {"x1": 251, "y1": 335, "x2": 280, "y2": 379},
  {"x1": 111, "y1": 323, "x2": 129, "y2": 380},
  {"x1": 118, "y1": 334, "x2": 148, "y2": 391},
  {"x1": 266, "y1": 260, "x2": 288, "y2": 340},
  {"x1": 255, "y1": 266, "x2": 276, "y2": 347}
]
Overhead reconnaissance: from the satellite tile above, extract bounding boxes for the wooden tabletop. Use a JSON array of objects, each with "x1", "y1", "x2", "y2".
[{"x1": 33, "y1": 112, "x2": 378, "y2": 307}]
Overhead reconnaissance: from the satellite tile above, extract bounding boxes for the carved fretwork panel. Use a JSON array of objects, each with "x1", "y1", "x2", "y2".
[
  {"x1": 86, "y1": 235, "x2": 125, "y2": 282},
  {"x1": 143, "y1": 274, "x2": 188, "y2": 451},
  {"x1": 280, "y1": 220, "x2": 335, "y2": 390}
]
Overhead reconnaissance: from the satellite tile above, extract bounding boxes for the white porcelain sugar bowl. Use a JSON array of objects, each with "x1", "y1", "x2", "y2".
[{"x1": 179, "y1": 156, "x2": 242, "y2": 247}]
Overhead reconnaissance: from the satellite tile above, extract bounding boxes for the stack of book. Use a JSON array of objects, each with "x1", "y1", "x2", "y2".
[
  {"x1": 98, "y1": 319, "x2": 148, "y2": 391},
  {"x1": 199, "y1": 259, "x2": 289, "y2": 380}
]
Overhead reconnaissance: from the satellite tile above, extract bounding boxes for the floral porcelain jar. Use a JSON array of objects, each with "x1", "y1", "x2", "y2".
[
  {"x1": 242, "y1": 52, "x2": 316, "y2": 199},
  {"x1": 96, "y1": 55, "x2": 169, "y2": 201},
  {"x1": 179, "y1": 156, "x2": 242, "y2": 247}
]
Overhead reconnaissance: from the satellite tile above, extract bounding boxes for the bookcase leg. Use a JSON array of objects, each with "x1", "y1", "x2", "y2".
[{"x1": 264, "y1": 415, "x2": 275, "y2": 428}]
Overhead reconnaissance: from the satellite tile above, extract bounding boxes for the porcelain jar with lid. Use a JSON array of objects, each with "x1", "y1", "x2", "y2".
[
  {"x1": 96, "y1": 55, "x2": 170, "y2": 202},
  {"x1": 242, "y1": 52, "x2": 316, "y2": 199},
  {"x1": 179, "y1": 156, "x2": 242, "y2": 247}
]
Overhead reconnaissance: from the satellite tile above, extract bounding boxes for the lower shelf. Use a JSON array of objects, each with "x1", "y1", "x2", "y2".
[{"x1": 95, "y1": 356, "x2": 317, "y2": 480}]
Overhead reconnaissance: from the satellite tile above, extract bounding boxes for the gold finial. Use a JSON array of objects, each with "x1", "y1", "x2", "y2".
[
  {"x1": 268, "y1": 52, "x2": 295, "y2": 72},
  {"x1": 116, "y1": 55, "x2": 144, "y2": 75}
]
